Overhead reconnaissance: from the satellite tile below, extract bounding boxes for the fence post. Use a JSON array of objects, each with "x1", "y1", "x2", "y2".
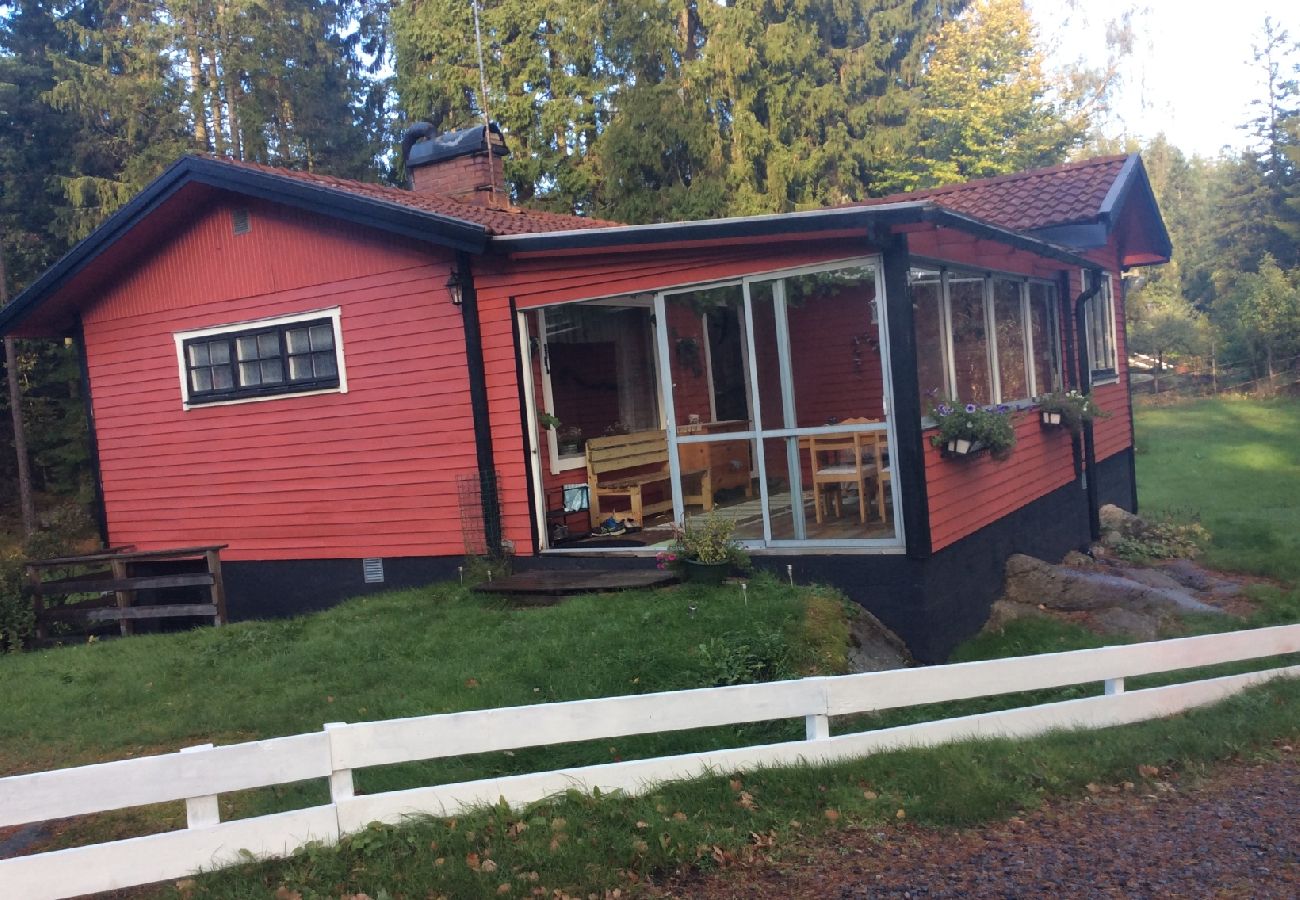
[
  {"x1": 1105, "y1": 677, "x2": 1125, "y2": 696},
  {"x1": 180, "y1": 744, "x2": 220, "y2": 828},
  {"x1": 324, "y1": 722, "x2": 354, "y2": 802},
  {"x1": 805, "y1": 714, "x2": 830, "y2": 741}
]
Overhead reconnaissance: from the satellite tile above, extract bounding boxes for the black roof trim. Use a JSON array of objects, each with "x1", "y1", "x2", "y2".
[
  {"x1": 1098, "y1": 153, "x2": 1173, "y2": 263},
  {"x1": 494, "y1": 201, "x2": 1097, "y2": 268},
  {"x1": 0, "y1": 155, "x2": 489, "y2": 336}
]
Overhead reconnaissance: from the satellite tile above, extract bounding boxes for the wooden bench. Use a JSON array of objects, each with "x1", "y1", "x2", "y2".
[{"x1": 586, "y1": 430, "x2": 711, "y2": 529}]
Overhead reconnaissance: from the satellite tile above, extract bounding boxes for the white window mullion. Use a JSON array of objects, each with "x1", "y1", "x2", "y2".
[
  {"x1": 652, "y1": 293, "x2": 685, "y2": 523},
  {"x1": 1022, "y1": 281, "x2": 1037, "y2": 399},
  {"x1": 984, "y1": 275, "x2": 1002, "y2": 404},
  {"x1": 941, "y1": 270, "x2": 957, "y2": 399}
]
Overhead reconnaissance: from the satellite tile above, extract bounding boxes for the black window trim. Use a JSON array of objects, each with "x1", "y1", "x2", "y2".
[{"x1": 179, "y1": 313, "x2": 343, "y2": 406}]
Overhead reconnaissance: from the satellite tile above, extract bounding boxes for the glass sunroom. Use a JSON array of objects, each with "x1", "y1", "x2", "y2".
[{"x1": 519, "y1": 257, "x2": 905, "y2": 551}]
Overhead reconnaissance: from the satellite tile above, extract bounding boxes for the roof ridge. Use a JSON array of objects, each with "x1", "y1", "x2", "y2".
[{"x1": 194, "y1": 154, "x2": 619, "y2": 233}]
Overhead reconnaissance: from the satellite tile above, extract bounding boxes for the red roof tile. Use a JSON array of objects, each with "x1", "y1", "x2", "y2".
[
  {"x1": 207, "y1": 153, "x2": 1130, "y2": 239},
  {"x1": 201, "y1": 155, "x2": 618, "y2": 236},
  {"x1": 851, "y1": 155, "x2": 1131, "y2": 232}
]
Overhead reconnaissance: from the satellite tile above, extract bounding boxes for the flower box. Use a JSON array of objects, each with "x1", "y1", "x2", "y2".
[{"x1": 942, "y1": 438, "x2": 988, "y2": 459}]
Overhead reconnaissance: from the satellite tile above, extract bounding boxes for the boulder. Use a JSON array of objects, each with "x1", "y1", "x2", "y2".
[
  {"x1": 1099, "y1": 503, "x2": 1144, "y2": 540},
  {"x1": 1000, "y1": 553, "x2": 1224, "y2": 618},
  {"x1": 1061, "y1": 550, "x2": 1098, "y2": 569}
]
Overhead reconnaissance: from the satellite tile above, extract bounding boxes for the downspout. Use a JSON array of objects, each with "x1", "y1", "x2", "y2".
[
  {"x1": 455, "y1": 252, "x2": 503, "y2": 555},
  {"x1": 1074, "y1": 269, "x2": 1105, "y2": 542}
]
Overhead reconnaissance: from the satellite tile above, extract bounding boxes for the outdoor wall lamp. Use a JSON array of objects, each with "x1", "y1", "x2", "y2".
[{"x1": 445, "y1": 269, "x2": 466, "y2": 306}]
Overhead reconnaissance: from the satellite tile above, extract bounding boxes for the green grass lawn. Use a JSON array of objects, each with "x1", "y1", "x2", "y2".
[
  {"x1": 5, "y1": 396, "x2": 1299, "y2": 898},
  {"x1": 0, "y1": 574, "x2": 851, "y2": 843},
  {"x1": 0, "y1": 574, "x2": 852, "y2": 773},
  {"x1": 1135, "y1": 396, "x2": 1300, "y2": 583}
]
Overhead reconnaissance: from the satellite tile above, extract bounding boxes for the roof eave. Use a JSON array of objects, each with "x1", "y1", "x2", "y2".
[
  {"x1": 0, "y1": 156, "x2": 490, "y2": 337},
  {"x1": 494, "y1": 202, "x2": 1098, "y2": 269}
]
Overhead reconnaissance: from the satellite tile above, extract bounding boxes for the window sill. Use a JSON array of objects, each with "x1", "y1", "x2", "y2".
[
  {"x1": 1090, "y1": 373, "x2": 1121, "y2": 387},
  {"x1": 550, "y1": 455, "x2": 586, "y2": 475},
  {"x1": 183, "y1": 385, "x2": 345, "y2": 410}
]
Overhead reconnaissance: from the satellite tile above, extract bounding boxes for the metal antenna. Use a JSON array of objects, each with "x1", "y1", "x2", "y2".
[{"x1": 471, "y1": 0, "x2": 500, "y2": 205}]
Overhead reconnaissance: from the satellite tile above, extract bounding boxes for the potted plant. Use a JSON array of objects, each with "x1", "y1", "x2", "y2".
[
  {"x1": 929, "y1": 399, "x2": 1017, "y2": 460},
  {"x1": 659, "y1": 514, "x2": 750, "y2": 584},
  {"x1": 556, "y1": 424, "x2": 583, "y2": 456},
  {"x1": 1037, "y1": 390, "x2": 1106, "y2": 434}
]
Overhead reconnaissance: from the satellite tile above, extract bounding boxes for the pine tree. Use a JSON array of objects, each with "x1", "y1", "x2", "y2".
[{"x1": 909, "y1": 0, "x2": 1081, "y2": 188}]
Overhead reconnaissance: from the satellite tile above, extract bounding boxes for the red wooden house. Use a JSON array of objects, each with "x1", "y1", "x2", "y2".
[{"x1": 0, "y1": 125, "x2": 1170, "y2": 660}]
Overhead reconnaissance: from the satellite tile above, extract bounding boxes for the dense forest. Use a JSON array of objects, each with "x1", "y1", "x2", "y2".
[{"x1": 1, "y1": 0, "x2": 1298, "y2": 531}]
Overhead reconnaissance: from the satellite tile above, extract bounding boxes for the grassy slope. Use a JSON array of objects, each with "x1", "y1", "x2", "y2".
[
  {"x1": 0, "y1": 575, "x2": 847, "y2": 780},
  {"x1": 1134, "y1": 397, "x2": 1300, "y2": 582},
  {"x1": 7, "y1": 398, "x2": 1300, "y2": 897}
]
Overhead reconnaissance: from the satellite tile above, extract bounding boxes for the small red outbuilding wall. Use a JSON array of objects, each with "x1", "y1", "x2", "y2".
[{"x1": 82, "y1": 197, "x2": 476, "y2": 561}]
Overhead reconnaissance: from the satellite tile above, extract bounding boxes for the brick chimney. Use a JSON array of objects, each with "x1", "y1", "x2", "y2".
[{"x1": 401, "y1": 122, "x2": 510, "y2": 209}]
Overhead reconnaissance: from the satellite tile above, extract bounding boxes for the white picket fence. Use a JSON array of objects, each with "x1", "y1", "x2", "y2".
[{"x1": 3, "y1": 624, "x2": 1299, "y2": 900}]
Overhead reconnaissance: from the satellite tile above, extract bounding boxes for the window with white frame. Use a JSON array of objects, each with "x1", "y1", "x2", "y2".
[
  {"x1": 535, "y1": 302, "x2": 660, "y2": 472},
  {"x1": 1083, "y1": 270, "x2": 1118, "y2": 382},
  {"x1": 175, "y1": 309, "x2": 345, "y2": 406},
  {"x1": 911, "y1": 267, "x2": 1060, "y2": 411}
]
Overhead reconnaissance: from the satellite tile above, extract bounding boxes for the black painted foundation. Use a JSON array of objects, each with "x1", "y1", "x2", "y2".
[
  {"x1": 218, "y1": 452, "x2": 1134, "y2": 663},
  {"x1": 1094, "y1": 446, "x2": 1138, "y2": 512},
  {"x1": 221, "y1": 556, "x2": 466, "y2": 621}
]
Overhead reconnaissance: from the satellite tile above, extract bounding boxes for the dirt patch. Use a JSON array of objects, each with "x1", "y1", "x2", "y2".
[
  {"x1": 657, "y1": 752, "x2": 1300, "y2": 898},
  {"x1": 846, "y1": 608, "x2": 913, "y2": 673}
]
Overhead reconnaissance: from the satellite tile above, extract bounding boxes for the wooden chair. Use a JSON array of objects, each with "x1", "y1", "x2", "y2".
[
  {"x1": 808, "y1": 437, "x2": 867, "y2": 524},
  {"x1": 808, "y1": 418, "x2": 887, "y2": 525},
  {"x1": 862, "y1": 430, "x2": 893, "y2": 523}
]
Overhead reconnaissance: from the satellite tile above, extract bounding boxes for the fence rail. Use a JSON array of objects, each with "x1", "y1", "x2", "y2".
[{"x1": 3, "y1": 624, "x2": 1299, "y2": 900}]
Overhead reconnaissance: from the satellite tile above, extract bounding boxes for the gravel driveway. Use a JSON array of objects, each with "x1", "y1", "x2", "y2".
[{"x1": 661, "y1": 755, "x2": 1299, "y2": 898}]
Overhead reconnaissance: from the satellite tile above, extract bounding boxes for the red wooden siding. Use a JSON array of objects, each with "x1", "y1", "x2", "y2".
[
  {"x1": 922, "y1": 240, "x2": 1135, "y2": 552},
  {"x1": 926, "y1": 412, "x2": 1078, "y2": 552},
  {"x1": 475, "y1": 240, "x2": 879, "y2": 549},
  {"x1": 83, "y1": 198, "x2": 472, "y2": 561}
]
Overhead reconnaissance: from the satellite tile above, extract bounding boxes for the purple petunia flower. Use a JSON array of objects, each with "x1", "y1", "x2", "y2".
[
  {"x1": 936, "y1": 403, "x2": 952, "y2": 416},
  {"x1": 996, "y1": 404, "x2": 1009, "y2": 413},
  {"x1": 965, "y1": 403, "x2": 977, "y2": 414}
]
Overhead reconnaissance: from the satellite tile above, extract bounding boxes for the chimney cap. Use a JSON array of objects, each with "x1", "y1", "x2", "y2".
[{"x1": 404, "y1": 122, "x2": 508, "y2": 169}]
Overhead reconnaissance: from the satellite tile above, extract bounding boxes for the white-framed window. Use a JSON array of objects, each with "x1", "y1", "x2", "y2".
[
  {"x1": 1083, "y1": 270, "x2": 1118, "y2": 383},
  {"x1": 911, "y1": 266, "x2": 1061, "y2": 410},
  {"x1": 535, "y1": 301, "x2": 660, "y2": 474},
  {"x1": 174, "y1": 307, "x2": 347, "y2": 408}
]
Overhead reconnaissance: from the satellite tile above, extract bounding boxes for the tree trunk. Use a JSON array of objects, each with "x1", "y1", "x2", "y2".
[
  {"x1": 205, "y1": 45, "x2": 227, "y2": 156},
  {"x1": 185, "y1": 21, "x2": 209, "y2": 150},
  {"x1": 0, "y1": 239, "x2": 36, "y2": 538}
]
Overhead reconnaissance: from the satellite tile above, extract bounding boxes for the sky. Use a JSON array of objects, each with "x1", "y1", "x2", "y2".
[{"x1": 1027, "y1": 0, "x2": 1299, "y2": 158}]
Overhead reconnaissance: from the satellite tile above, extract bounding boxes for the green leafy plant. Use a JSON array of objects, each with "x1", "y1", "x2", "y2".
[
  {"x1": 1111, "y1": 516, "x2": 1210, "y2": 562},
  {"x1": 0, "y1": 553, "x2": 35, "y2": 653},
  {"x1": 696, "y1": 627, "x2": 793, "y2": 686},
  {"x1": 929, "y1": 399, "x2": 1017, "y2": 459},
  {"x1": 1037, "y1": 390, "x2": 1107, "y2": 433},
  {"x1": 660, "y1": 514, "x2": 751, "y2": 569},
  {"x1": 537, "y1": 411, "x2": 561, "y2": 431}
]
